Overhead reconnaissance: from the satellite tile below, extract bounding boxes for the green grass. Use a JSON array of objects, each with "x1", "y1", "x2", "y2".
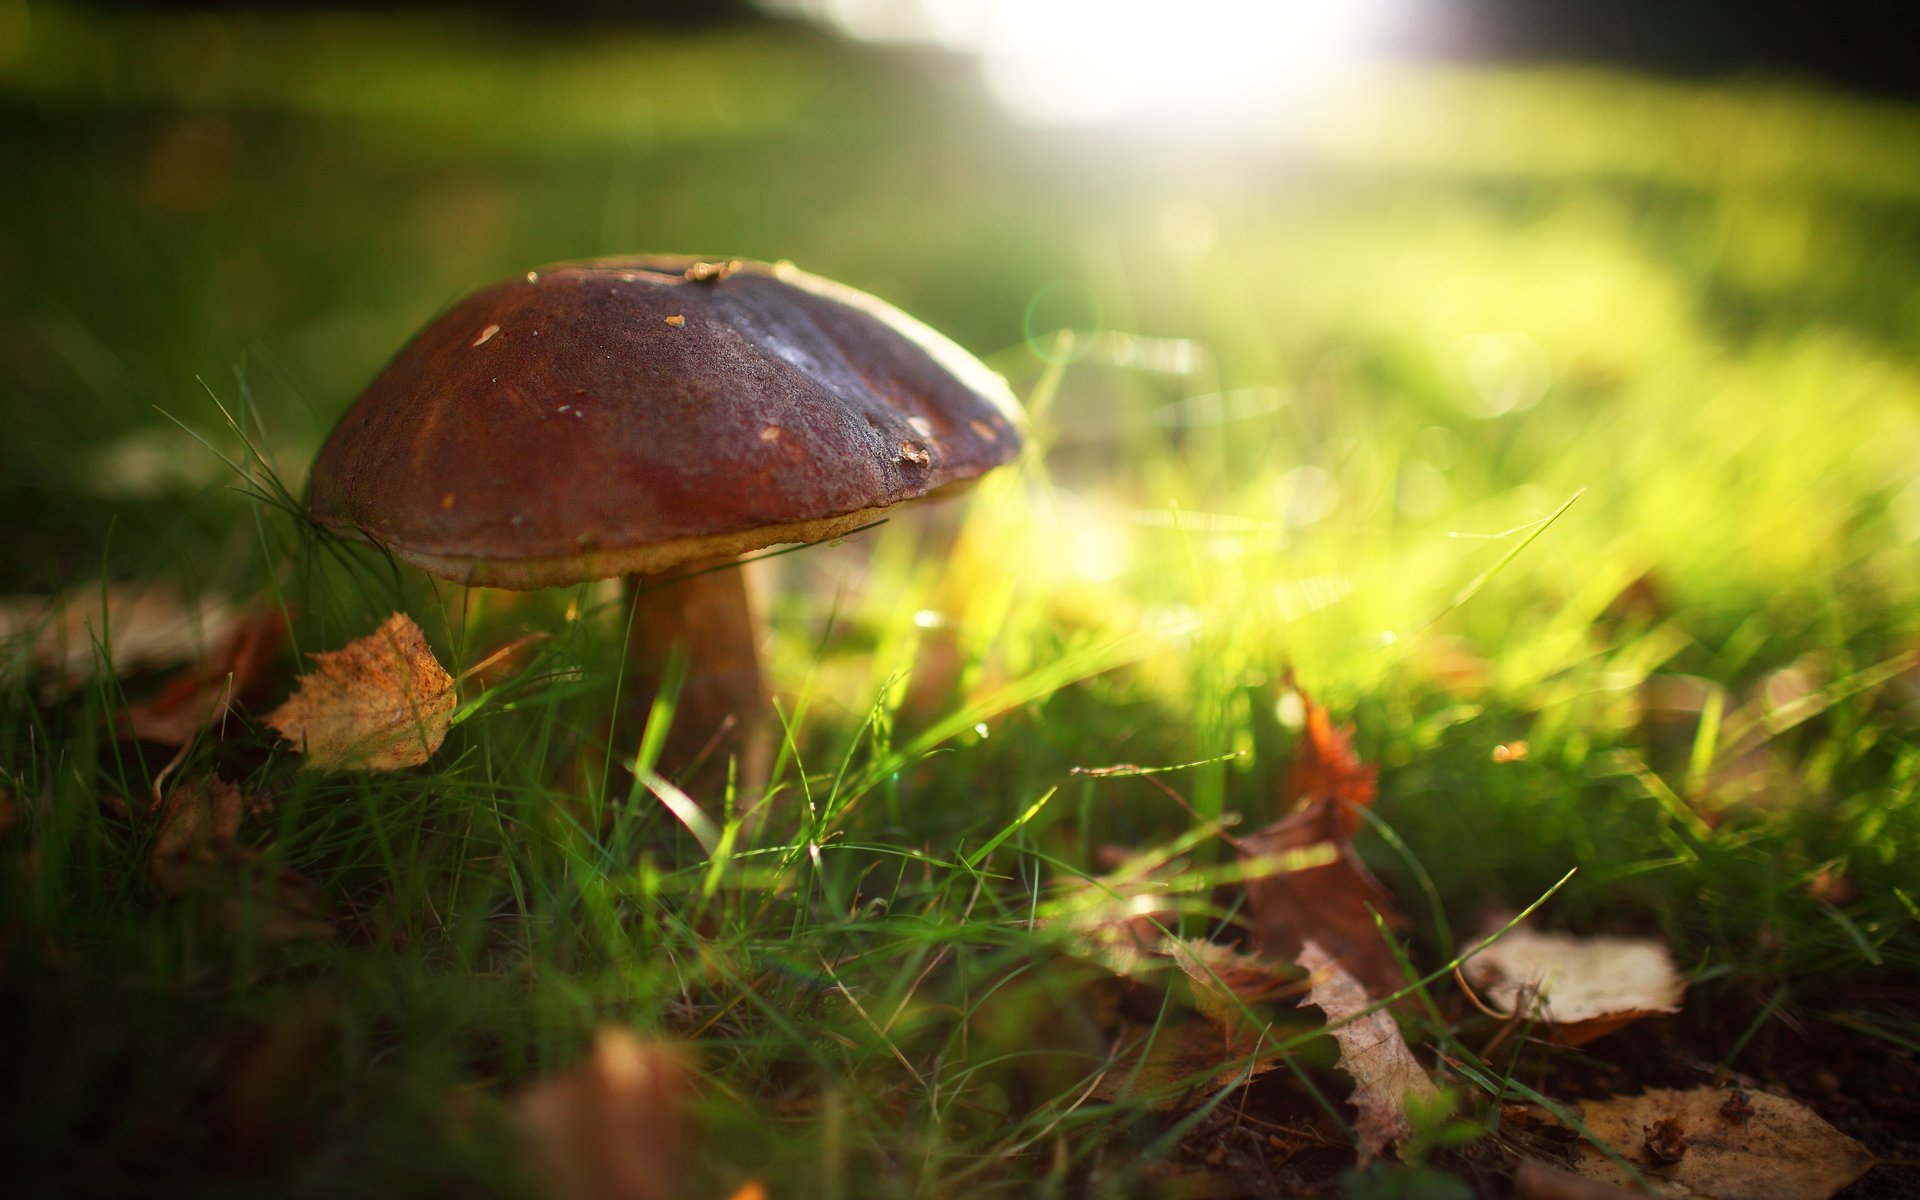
[{"x1": 3, "y1": 4, "x2": 1919, "y2": 1197}]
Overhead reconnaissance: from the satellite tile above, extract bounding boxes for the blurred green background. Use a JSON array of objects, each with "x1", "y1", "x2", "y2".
[{"x1": 7, "y1": 0, "x2": 1917, "y2": 598}]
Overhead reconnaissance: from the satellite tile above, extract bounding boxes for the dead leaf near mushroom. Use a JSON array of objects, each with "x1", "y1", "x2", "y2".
[
  {"x1": 1110, "y1": 940, "x2": 1303, "y2": 1108},
  {"x1": 1280, "y1": 676, "x2": 1379, "y2": 832},
  {"x1": 1551, "y1": 1086, "x2": 1876, "y2": 1200},
  {"x1": 148, "y1": 774, "x2": 333, "y2": 941},
  {"x1": 1240, "y1": 682, "x2": 1404, "y2": 998},
  {"x1": 1296, "y1": 939, "x2": 1439, "y2": 1162},
  {"x1": 149, "y1": 774, "x2": 262, "y2": 896},
  {"x1": 0, "y1": 583, "x2": 236, "y2": 694},
  {"x1": 121, "y1": 606, "x2": 290, "y2": 745},
  {"x1": 516, "y1": 1029, "x2": 691, "y2": 1200},
  {"x1": 266, "y1": 613, "x2": 455, "y2": 772},
  {"x1": 1241, "y1": 798, "x2": 1406, "y2": 999},
  {"x1": 1461, "y1": 924, "x2": 1686, "y2": 1044}
]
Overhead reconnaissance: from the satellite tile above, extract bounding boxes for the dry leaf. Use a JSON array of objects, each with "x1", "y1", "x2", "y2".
[
  {"x1": 1241, "y1": 797, "x2": 1405, "y2": 998},
  {"x1": 517, "y1": 1029, "x2": 690, "y2": 1200},
  {"x1": 1462, "y1": 926, "x2": 1685, "y2": 1045},
  {"x1": 122, "y1": 607, "x2": 289, "y2": 745},
  {"x1": 1088, "y1": 1014, "x2": 1286, "y2": 1109},
  {"x1": 1046, "y1": 895, "x2": 1298, "y2": 1111},
  {"x1": 1282, "y1": 678, "x2": 1378, "y2": 832},
  {"x1": 1, "y1": 584, "x2": 234, "y2": 693},
  {"x1": 150, "y1": 774, "x2": 252, "y2": 896},
  {"x1": 267, "y1": 613, "x2": 455, "y2": 772},
  {"x1": 1297, "y1": 939, "x2": 1438, "y2": 1162},
  {"x1": 148, "y1": 774, "x2": 332, "y2": 940},
  {"x1": 1560, "y1": 1087, "x2": 1874, "y2": 1200},
  {"x1": 1238, "y1": 683, "x2": 1405, "y2": 996},
  {"x1": 1167, "y1": 937, "x2": 1303, "y2": 1043}
]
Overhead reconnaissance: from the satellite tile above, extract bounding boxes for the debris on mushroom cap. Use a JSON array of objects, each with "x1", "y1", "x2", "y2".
[{"x1": 309, "y1": 255, "x2": 1025, "y2": 589}]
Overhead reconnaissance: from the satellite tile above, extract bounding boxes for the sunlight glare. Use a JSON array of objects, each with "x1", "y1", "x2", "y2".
[{"x1": 770, "y1": 0, "x2": 1396, "y2": 128}]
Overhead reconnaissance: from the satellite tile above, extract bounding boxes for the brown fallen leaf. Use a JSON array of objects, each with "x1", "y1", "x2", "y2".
[
  {"x1": 1042, "y1": 878, "x2": 1300, "y2": 1111},
  {"x1": 122, "y1": 607, "x2": 289, "y2": 745},
  {"x1": 1461, "y1": 925, "x2": 1685, "y2": 1045},
  {"x1": 1241, "y1": 796, "x2": 1405, "y2": 998},
  {"x1": 1089, "y1": 1013, "x2": 1286, "y2": 1110},
  {"x1": 150, "y1": 774, "x2": 254, "y2": 897},
  {"x1": 517, "y1": 1029, "x2": 690, "y2": 1200},
  {"x1": 266, "y1": 613, "x2": 455, "y2": 772},
  {"x1": 1, "y1": 583, "x2": 234, "y2": 693},
  {"x1": 1237, "y1": 682, "x2": 1406, "y2": 996},
  {"x1": 1296, "y1": 939, "x2": 1439, "y2": 1162},
  {"x1": 1560, "y1": 1087, "x2": 1875, "y2": 1200},
  {"x1": 148, "y1": 774, "x2": 332, "y2": 940},
  {"x1": 1167, "y1": 937, "x2": 1304, "y2": 1043},
  {"x1": 1281, "y1": 675, "x2": 1378, "y2": 832}
]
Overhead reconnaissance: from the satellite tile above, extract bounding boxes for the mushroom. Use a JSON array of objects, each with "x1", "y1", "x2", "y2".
[{"x1": 307, "y1": 255, "x2": 1024, "y2": 801}]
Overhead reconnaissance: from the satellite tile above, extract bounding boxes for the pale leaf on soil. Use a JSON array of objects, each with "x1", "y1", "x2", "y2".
[
  {"x1": 1, "y1": 583, "x2": 233, "y2": 693},
  {"x1": 517, "y1": 1029, "x2": 690, "y2": 1200},
  {"x1": 1297, "y1": 938, "x2": 1438, "y2": 1162},
  {"x1": 1462, "y1": 925, "x2": 1685, "y2": 1045},
  {"x1": 1559, "y1": 1087, "x2": 1874, "y2": 1200},
  {"x1": 266, "y1": 613, "x2": 455, "y2": 772}
]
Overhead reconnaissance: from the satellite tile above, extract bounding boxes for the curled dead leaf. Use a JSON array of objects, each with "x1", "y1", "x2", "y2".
[
  {"x1": 517, "y1": 1029, "x2": 690, "y2": 1200},
  {"x1": 1557, "y1": 1087, "x2": 1875, "y2": 1200},
  {"x1": 1296, "y1": 939, "x2": 1438, "y2": 1163},
  {"x1": 266, "y1": 613, "x2": 455, "y2": 772},
  {"x1": 1461, "y1": 925, "x2": 1685, "y2": 1045},
  {"x1": 1045, "y1": 891, "x2": 1298, "y2": 1110}
]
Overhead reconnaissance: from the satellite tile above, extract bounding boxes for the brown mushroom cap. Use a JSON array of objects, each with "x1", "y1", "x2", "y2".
[{"x1": 309, "y1": 255, "x2": 1025, "y2": 589}]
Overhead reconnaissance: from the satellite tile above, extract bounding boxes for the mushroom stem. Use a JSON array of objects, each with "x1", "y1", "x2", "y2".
[{"x1": 623, "y1": 561, "x2": 773, "y2": 804}]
